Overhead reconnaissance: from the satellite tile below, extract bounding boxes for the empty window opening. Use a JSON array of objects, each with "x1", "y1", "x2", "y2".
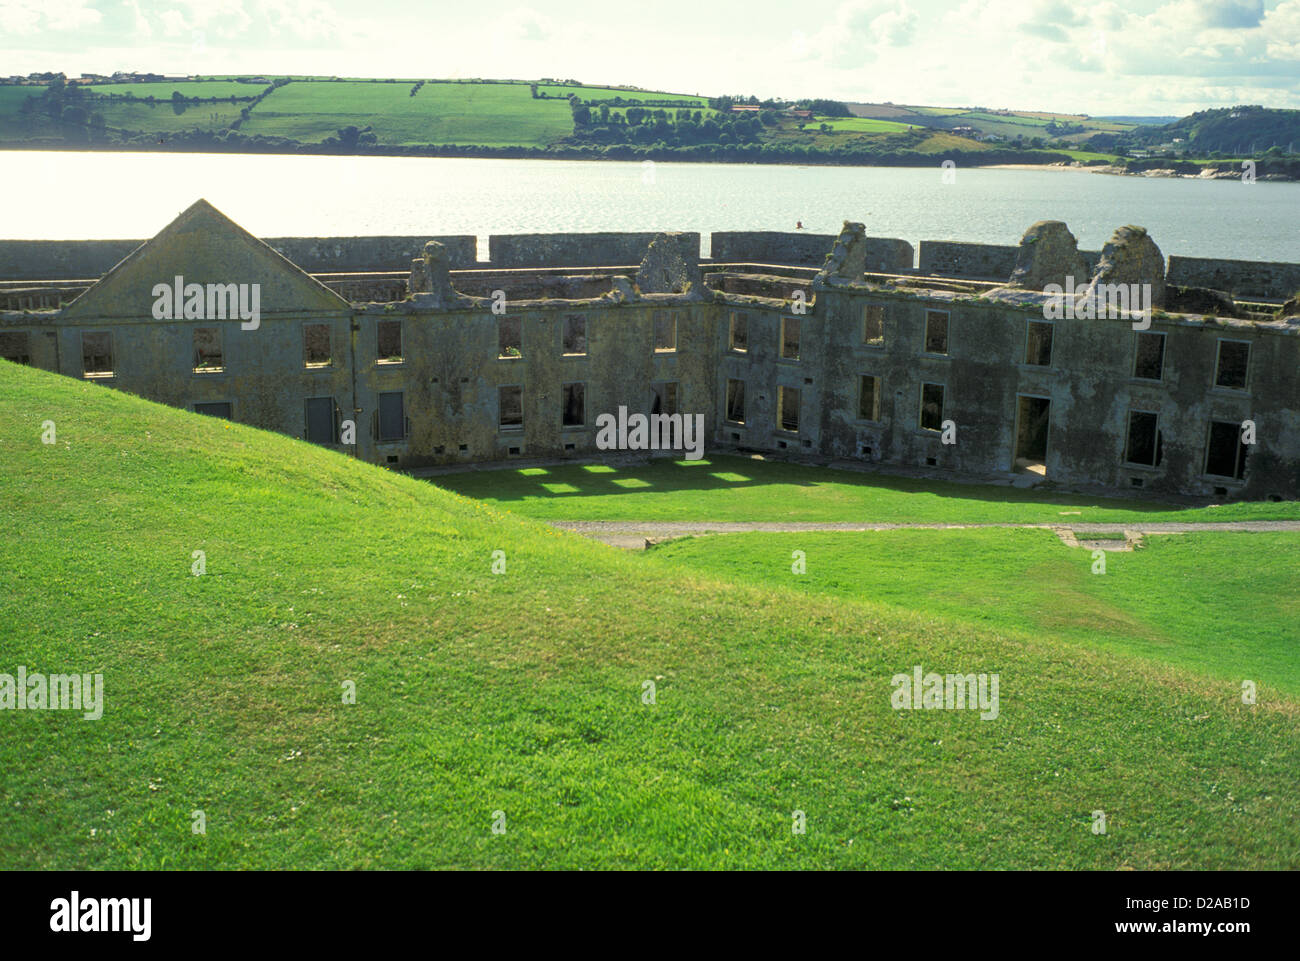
[
  {"x1": 499, "y1": 385, "x2": 523, "y2": 430},
  {"x1": 458, "y1": 444, "x2": 468, "y2": 453},
  {"x1": 81, "y1": 331, "x2": 113, "y2": 377},
  {"x1": 508, "y1": 446, "x2": 522, "y2": 456},
  {"x1": 1133, "y1": 331, "x2": 1165, "y2": 381},
  {"x1": 1125, "y1": 410, "x2": 1162, "y2": 467},
  {"x1": 0, "y1": 331, "x2": 31, "y2": 365},
  {"x1": 651, "y1": 381, "x2": 678, "y2": 417},
  {"x1": 924, "y1": 310, "x2": 949, "y2": 355},
  {"x1": 377, "y1": 391, "x2": 406, "y2": 442},
  {"x1": 860, "y1": 445, "x2": 873, "y2": 457},
  {"x1": 730, "y1": 432, "x2": 741, "y2": 442},
  {"x1": 1214, "y1": 486, "x2": 1229, "y2": 498},
  {"x1": 729, "y1": 313, "x2": 748, "y2": 353},
  {"x1": 304, "y1": 324, "x2": 331, "y2": 367},
  {"x1": 562, "y1": 314, "x2": 587, "y2": 355},
  {"x1": 920, "y1": 382, "x2": 945, "y2": 432},
  {"x1": 562, "y1": 382, "x2": 585, "y2": 427},
  {"x1": 926, "y1": 456, "x2": 938, "y2": 467},
  {"x1": 1204, "y1": 420, "x2": 1248, "y2": 480},
  {"x1": 1013, "y1": 395, "x2": 1050, "y2": 477},
  {"x1": 564, "y1": 442, "x2": 576, "y2": 452},
  {"x1": 386, "y1": 455, "x2": 399, "y2": 465},
  {"x1": 1215, "y1": 340, "x2": 1250, "y2": 390},
  {"x1": 193, "y1": 327, "x2": 223, "y2": 373},
  {"x1": 781, "y1": 316, "x2": 800, "y2": 361},
  {"x1": 194, "y1": 401, "x2": 232, "y2": 419},
  {"x1": 653, "y1": 311, "x2": 676, "y2": 352},
  {"x1": 1130, "y1": 477, "x2": 1144, "y2": 488},
  {"x1": 778, "y1": 440, "x2": 788, "y2": 449},
  {"x1": 863, "y1": 305, "x2": 885, "y2": 346},
  {"x1": 725, "y1": 378, "x2": 746, "y2": 424},
  {"x1": 498, "y1": 316, "x2": 522, "y2": 358},
  {"x1": 434, "y1": 445, "x2": 445, "y2": 455},
  {"x1": 778, "y1": 386, "x2": 801, "y2": 433},
  {"x1": 858, "y1": 375, "x2": 880, "y2": 422},
  {"x1": 1024, "y1": 321, "x2": 1053, "y2": 367},
  {"x1": 305, "y1": 397, "x2": 338, "y2": 445},
  {"x1": 377, "y1": 320, "x2": 403, "y2": 364}
]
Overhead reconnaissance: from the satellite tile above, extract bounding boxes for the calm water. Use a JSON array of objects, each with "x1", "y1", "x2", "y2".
[{"x1": 3, "y1": 150, "x2": 1297, "y2": 263}]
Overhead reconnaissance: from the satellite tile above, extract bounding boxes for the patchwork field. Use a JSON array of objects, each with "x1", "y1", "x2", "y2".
[
  {"x1": 816, "y1": 116, "x2": 919, "y2": 134},
  {"x1": 1, "y1": 361, "x2": 1297, "y2": 870},
  {"x1": 84, "y1": 81, "x2": 261, "y2": 99},
  {"x1": 0, "y1": 78, "x2": 1109, "y2": 160},
  {"x1": 97, "y1": 100, "x2": 246, "y2": 134},
  {"x1": 538, "y1": 84, "x2": 707, "y2": 105},
  {"x1": 239, "y1": 80, "x2": 573, "y2": 146}
]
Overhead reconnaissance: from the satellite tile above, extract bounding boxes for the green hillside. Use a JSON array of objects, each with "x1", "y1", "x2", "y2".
[
  {"x1": 1106, "y1": 105, "x2": 1300, "y2": 155},
  {"x1": 239, "y1": 80, "x2": 573, "y2": 147},
  {"x1": 2, "y1": 360, "x2": 1298, "y2": 869},
  {"x1": 0, "y1": 76, "x2": 1073, "y2": 165},
  {"x1": 846, "y1": 100, "x2": 1136, "y2": 148}
]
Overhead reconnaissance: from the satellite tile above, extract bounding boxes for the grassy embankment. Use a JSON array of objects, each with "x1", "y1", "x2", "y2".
[{"x1": 1, "y1": 361, "x2": 1296, "y2": 869}]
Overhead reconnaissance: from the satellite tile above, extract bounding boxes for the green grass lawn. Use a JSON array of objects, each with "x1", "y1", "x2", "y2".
[
  {"x1": 430, "y1": 455, "x2": 1300, "y2": 524},
  {"x1": 648, "y1": 529, "x2": 1300, "y2": 696},
  {"x1": 1, "y1": 361, "x2": 1297, "y2": 869},
  {"x1": 239, "y1": 80, "x2": 572, "y2": 146}
]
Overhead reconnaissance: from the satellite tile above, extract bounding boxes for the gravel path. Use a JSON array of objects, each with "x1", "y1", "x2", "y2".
[{"x1": 550, "y1": 520, "x2": 1300, "y2": 537}]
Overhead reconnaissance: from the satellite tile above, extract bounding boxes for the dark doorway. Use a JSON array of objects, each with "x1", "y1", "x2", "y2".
[
  {"x1": 305, "y1": 397, "x2": 337, "y2": 445},
  {"x1": 1013, "y1": 395, "x2": 1050, "y2": 475}
]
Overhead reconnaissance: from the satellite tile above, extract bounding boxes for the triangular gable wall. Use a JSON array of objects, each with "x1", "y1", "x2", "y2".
[{"x1": 64, "y1": 199, "x2": 351, "y2": 320}]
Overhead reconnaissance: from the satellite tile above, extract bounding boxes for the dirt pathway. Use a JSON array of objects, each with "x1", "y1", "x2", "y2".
[{"x1": 548, "y1": 519, "x2": 1300, "y2": 549}]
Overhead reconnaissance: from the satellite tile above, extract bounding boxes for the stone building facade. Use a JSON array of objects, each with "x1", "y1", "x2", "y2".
[{"x1": 2, "y1": 200, "x2": 1296, "y2": 501}]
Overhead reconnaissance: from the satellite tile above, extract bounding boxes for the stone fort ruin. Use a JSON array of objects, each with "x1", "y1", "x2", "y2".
[{"x1": 2, "y1": 199, "x2": 1298, "y2": 501}]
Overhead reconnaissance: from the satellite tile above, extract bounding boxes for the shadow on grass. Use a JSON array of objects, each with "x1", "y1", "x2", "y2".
[{"x1": 430, "y1": 454, "x2": 1191, "y2": 516}]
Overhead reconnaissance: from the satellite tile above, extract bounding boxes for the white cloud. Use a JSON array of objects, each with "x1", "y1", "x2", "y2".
[{"x1": 0, "y1": 0, "x2": 100, "y2": 35}]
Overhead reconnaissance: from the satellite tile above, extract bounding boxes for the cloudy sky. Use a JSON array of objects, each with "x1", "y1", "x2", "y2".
[{"x1": 2, "y1": 0, "x2": 1297, "y2": 115}]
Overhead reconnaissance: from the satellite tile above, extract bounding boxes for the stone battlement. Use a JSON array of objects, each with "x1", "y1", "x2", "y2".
[{"x1": 4, "y1": 228, "x2": 1297, "y2": 303}]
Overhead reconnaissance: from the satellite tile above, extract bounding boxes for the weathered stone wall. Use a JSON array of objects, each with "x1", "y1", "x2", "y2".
[
  {"x1": 919, "y1": 240, "x2": 1101, "y2": 282},
  {"x1": 488, "y1": 232, "x2": 700, "y2": 268},
  {"x1": 268, "y1": 236, "x2": 477, "y2": 273},
  {"x1": 709, "y1": 231, "x2": 914, "y2": 273},
  {"x1": 1166, "y1": 256, "x2": 1300, "y2": 301},
  {"x1": 0, "y1": 240, "x2": 144, "y2": 282},
  {"x1": 8, "y1": 272, "x2": 1298, "y2": 499},
  {"x1": 811, "y1": 285, "x2": 1298, "y2": 500},
  {"x1": 0, "y1": 236, "x2": 477, "y2": 280}
]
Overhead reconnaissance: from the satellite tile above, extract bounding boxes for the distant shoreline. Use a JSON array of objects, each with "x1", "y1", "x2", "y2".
[
  {"x1": 1, "y1": 143, "x2": 1296, "y2": 181},
  {"x1": 987, "y1": 161, "x2": 1298, "y2": 183},
  {"x1": 0, "y1": 140, "x2": 1073, "y2": 171}
]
